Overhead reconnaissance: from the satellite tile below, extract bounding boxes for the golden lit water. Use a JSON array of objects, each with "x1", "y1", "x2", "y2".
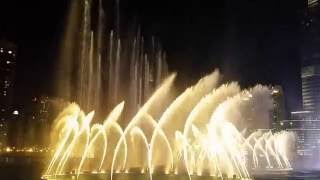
[{"x1": 44, "y1": 70, "x2": 295, "y2": 180}]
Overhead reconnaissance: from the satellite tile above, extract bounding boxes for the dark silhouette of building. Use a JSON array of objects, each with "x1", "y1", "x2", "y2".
[
  {"x1": 282, "y1": 1, "x2": 320, "y2": 167},
  {"x1": 25, "y1": 96, "x2": 50, "y2": 148},
  {"x1": 0, "y1": 39, "x2": 17, "y2": 148},
  {"x1": 270, "y1": 86, "x2": 286, "y2": 131},
  {"x1": 301, "y1": 0, "x2": 320, "y2": 117}
]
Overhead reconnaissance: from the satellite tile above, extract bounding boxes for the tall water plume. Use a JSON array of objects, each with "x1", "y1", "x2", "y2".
[
  {"x1": 49, "y1": 0, "x2": 296, "y2": 179},
  {"x1": 55, "y1": 0, "x2": 168, "y2": 121}
]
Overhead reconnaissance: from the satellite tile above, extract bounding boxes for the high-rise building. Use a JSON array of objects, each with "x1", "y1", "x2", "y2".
[
  {"x1": 280, "y1": 118, "x2": 320, "y2": 166},
  {"x1": 301, "y1": 0, "x2": 320, "y2": 117},
  {"x1": 270, "y1": 86, "x2": 286, "y2": 131},
  {"x1": 301, "y1": 66, "x2": 320, "y2": 115},
  {"x1": 282, "y1": 1, "x2": 320, "y2": 166},
  {"x1": 25, "y1": 96, "x2": 51, "y2": 148},
  {"x1": 0, "y1": 39, "x2": 17, "y2": 148}
]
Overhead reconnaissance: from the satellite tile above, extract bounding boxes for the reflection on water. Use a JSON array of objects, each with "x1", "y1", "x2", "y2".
[
  {"x1": 43, "y1": 171, "x2": 320, "y2": 180},
  {"x1": 0, "y1": 153, "x2": 47, "y2": 180},
  {"x1": 1, "y1": 154, "x2": 320, "y2": 180}
]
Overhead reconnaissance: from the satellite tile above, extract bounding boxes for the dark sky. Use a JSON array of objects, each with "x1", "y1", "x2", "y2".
[{"x1": 0, "y1": 0, "x2": 304, "y2": 113}]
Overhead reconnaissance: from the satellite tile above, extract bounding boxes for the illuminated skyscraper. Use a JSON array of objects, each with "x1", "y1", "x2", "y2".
[
  {"x1": 0, "y1": 39, "x2": 17, "y2": 147},
  {"x1": 301, "y1": 0, "x2": 320, "y2": 117},
  {"x1": 283, "y1": 1, "x2": 320, "y2": 165}
]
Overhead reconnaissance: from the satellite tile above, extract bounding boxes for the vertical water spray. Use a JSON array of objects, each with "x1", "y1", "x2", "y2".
[
  {"x1": 46, "y1": 71, "x2": 295, "y2": 180},
  {"x1": 49, "y1": 0, "x2": 297, "y2": 179}
]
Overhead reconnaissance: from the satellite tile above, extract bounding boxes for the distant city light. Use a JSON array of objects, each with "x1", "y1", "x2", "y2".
[
  {"x1": 6, "y1": 61, "x2": 10, "y2": 64},
  {"x1": 8, "y1": 50, "x2": 12, "y2": 54},
  {"x1": 13, "y1": 110, "x2": 19, "y2": 115},
  {"x1": 291, "y1": 111, "x2": 312, "y2": 114},
  {"x1": 5, "y1": 147, "x2": 12, "y2": 152},
  {"x1": 272, "y1": 89, "x2": 279, "y2": 94}
]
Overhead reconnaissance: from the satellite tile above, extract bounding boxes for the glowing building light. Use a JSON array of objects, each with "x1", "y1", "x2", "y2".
[
  {"x1": 6, "y1": 147, "x2": 12, "y2": 152},
  {"x1": 8, "y1": 50, "x2": 12, "y2": 54},
  {"x1": 13, "y1": 110, "x2": 19, "y2": 115}
]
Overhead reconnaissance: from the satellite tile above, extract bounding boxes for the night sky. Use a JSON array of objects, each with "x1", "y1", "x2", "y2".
[{"x1": 0, "y1": 0, "x2": 304, "y2": 114}]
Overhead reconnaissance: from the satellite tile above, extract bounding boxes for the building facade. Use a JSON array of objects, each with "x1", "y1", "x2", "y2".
[
  {"x1": 279, "y1": 0, "x2": 320, "y2": 166},
  {"x1": 280, "y1": 118, "x2": 320, "y2": 167},
  {"x1": 301, "y1": 0, "x2": 320, "y2": 117},
  {"x1": 25, "y1": 96, "x2": 50, "y2": 148},
  {"x1": 0, "y1": 40, "x2": 17, "y2": 148},
  {"x1": 301, "y1": 65, "x2": 320, "y2": 115},
  {"x1": 270, "y1": 86, "x2": 286, "y2": 131}
]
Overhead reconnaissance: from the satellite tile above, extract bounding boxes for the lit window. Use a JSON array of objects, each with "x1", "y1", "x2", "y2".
[{"x1": 8, "y1": 51, "x2": 12, "y2": 54}]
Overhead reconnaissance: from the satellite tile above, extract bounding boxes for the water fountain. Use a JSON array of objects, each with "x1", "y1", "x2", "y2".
[
  {"x1": 44, "y1": 70, "x2": 295, "y2": 180},
  {"x1": 55, "y1": 0, "x2": 168, "y2": 121},
  {"x1": 46, "y1": 0, "x2": 296, "y2": 179}
]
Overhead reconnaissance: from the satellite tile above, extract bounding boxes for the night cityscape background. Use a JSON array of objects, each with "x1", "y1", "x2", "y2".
[{"x1": 0, "y1": 0, "x2": 320, "y2": 179}]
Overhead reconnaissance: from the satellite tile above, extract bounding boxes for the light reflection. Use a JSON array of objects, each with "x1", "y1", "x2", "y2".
[{"x1": 43, "y1": 71, "x2": 295, "y2": 179}]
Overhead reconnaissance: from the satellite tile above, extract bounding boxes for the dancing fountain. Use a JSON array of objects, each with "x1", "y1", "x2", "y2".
[
  {"x1": 44, "y1": 71, "x2": 295, "y2": 180},
  {"x1": 46, "y1": 0, "x2": 296, "y2": 179},
  {"x1": 56, "y1": 0, "x2": 168, "y2": 121}
]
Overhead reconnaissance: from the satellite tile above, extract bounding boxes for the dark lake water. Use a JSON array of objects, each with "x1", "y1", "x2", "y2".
[
  {"x1": 43, "y1": 171, "x2": 320, "y2": 180},
  {"x1": 1, "y1": 154, "x2": 320, "y2": 180},
  {"x1": 0, "y1": 153, "x2": 46, "y2": 180}
]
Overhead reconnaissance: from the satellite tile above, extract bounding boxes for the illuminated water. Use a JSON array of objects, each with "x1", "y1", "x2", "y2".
[
  {"x1": 44, "y1": 71, "x2": 296, "y2": 180},
  {"x1": 42, "y1": 171, "x2": 320, "y2": 180},
  {"x1": 56, "y1": 0, "x2": 168, "y2": 120},
  {"x1": 47, "y1": 0, "x2": 297, "y2": 179}
]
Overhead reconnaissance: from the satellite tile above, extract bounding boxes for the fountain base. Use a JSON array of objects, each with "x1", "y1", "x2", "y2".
[{"x1": 42, "y1": 172, "x2": 244, "y2": 180}]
